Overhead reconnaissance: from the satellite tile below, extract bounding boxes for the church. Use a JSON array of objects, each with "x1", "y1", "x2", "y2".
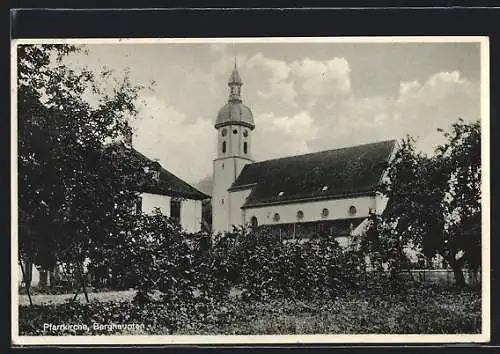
[{"x1": 212, "y1": 64, "x2": 397, "y2": 246}]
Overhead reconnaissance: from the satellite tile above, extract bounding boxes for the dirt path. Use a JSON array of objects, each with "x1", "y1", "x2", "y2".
[
  {"x1": 17, "y1": 290, "x2": 137, "y2": 306},
  {"x1": 18, "y1": 288, "x2": 243, "y2": 306}
]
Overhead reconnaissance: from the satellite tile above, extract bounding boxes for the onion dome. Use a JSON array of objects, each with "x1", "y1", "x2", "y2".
[{"x1": 215, "y1": 62, "x2": 255, "y2": 130}]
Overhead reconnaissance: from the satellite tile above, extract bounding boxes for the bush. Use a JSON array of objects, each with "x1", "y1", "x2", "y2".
[{"x1": 224, "y1": 228, "x2": 366, "y2": 301}]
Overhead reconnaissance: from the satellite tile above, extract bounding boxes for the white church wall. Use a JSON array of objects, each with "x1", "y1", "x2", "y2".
[
  {"x1": 244, "y1": 195, "x2": 377, "y2": 226},
  {"x1": 180, "y1": 199, "x2": 202, "y2": 233},
  {"x1": 212, "y1": 159, "x2": 231, "y2": 233},
  {"x1": 228, "y1": 188, "x2": 253, "y2": 228},
  {"x1": 228, "y1": 124, "x2": 240, "y2": 156},
  {"x1": 141, "y1": 192, "x2": 171, "y2": 216},
  {"x1": 212, "y1": 156, "x2": 253, "y2": 233}
]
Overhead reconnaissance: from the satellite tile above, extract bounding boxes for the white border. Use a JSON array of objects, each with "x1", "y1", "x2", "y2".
[{"x1": 11, "y1": 36, "x2": 490, "y2": 346}]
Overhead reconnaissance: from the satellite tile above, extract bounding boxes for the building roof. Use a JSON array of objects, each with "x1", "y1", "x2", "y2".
[
  {"x1": 228, "y1": 66, "x2": 242, "y2": 85},
  {"x1": 229, "y1": 139, "x2": 397, "y2": 208},
  {"x1": 215, "y1": 65, "x2": 255, "y2": 130},
  {"x1": 215, "y1": 103, "x2": 255, "y2": 130},
  {"x1": 107, "y1": 143, "x2": 209, "y2": 200}
]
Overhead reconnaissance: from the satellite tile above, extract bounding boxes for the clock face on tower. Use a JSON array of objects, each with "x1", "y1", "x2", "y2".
[{"x1": 221, "y1": 128, "x2": 228, "y2": 137}]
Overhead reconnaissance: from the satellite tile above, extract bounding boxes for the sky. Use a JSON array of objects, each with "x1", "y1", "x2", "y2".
[{"x1": 63, "y1": 40, "x2": 482, "y2": 190}]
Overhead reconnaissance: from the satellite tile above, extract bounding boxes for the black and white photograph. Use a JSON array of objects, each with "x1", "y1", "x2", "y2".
[{"x1": 11, "y1": 36, "x2": 489, "y2": 345}]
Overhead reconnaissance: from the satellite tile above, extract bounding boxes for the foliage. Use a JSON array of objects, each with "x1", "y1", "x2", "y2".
[
  {"x1": 436, "y1": 119, "x2": 482, "y2": 273},
  {"x1": 362, "y1": 118, "x2": 481, "y2": 285},
  {"x1": 19, "y1": 285, "x2": 481, "y2": 335},
  {"x1": 205, "y1": 227, "x2": 365, "y2": 301},
  {"x1": 89, "y1": 210, "x2": 198, "y2": 304},
  {"x1": 18, "y1": 44, "x2": 147, "y2": 284}
]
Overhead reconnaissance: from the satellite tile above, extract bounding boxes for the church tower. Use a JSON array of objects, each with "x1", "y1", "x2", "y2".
[{"x1": 212, "y1": 62, "x2": 255, "y2": 233}]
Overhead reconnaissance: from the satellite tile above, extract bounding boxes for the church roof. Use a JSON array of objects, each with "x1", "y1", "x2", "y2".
[
  {"x1": 228, "y1": 66, "x2": 242, "y2": 85},
  {"x1": 215, "y1": 64, "x2": 255, "y2": 130},
  {"x1": 215, "y1": 103, "x2": 255, "y2": 130},
  {"x1": 106, "y1": 143, "x2": 209, "y2": 200},
  {"x1": 229, "y1": 139, "x2": 397, "y2": 208}
]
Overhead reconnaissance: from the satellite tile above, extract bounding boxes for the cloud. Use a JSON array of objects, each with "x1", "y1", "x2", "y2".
[
  {"x1": 58, "y1": 44, "x2": 480, "y2": 188},
  {"x1": 308, "y1": 70, "x2": 479, "y2": 155},
  {"x1": 398, "y1": 70, "x2": 471, "y2": 106},
  {"x1": 290, "y1": 57, "x2": 351, "y2": 99},
  {"x1": 245, "y1": 53, "x2": 297, "y2": 106},
  {"x1": 131, "y1": 95, "x2": 215, "y2": 184},
  {"x1": 253, "y1": 111, "x2": 319, "y2": 160}
]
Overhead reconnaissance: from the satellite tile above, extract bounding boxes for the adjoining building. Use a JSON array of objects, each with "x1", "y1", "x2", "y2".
[
  {"x1": 212, "y1": 64, "x2": 397, "y2": 247},
  {"x1": 109, "y1": 136, "x2": 209, "y2": 233},
  {"x1": 19, "y1": 133, "x2": 209, "y2": 288}
]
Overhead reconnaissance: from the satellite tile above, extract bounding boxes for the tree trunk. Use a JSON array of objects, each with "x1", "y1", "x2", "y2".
[
  {"x1": 452, "y1": 263, "x2": 466, "y2": 286},
  {"x1": 73, "y1": 285, "x2": 82, "y2": 301},
  {"x1": 19, "y1": 260, "x2": 33, "y2": 306},
  {"x1": 80, "y1": 272, "x2": 90, "y2": 303},
  {"x1": 442, "y1": 251, "x2": 467, "y2": 287}
]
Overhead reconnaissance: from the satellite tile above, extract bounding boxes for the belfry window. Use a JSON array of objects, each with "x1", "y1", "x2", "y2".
[
  {"x1": 243, "y1": 142, "x2": 248, "y2": 154},
  {"x1": 250, "y1": 216, "x2": 258, "y2": 228},
  {"x1": 222, "y1": 141, "x2": 226, "y2": 154}
]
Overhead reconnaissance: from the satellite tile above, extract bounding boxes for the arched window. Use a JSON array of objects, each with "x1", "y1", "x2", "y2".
[
  {"x1": 321, "y1": 208, "x2": 329, "y2": 218},
  {"x1": 250, "y1": 216, "x2": 258, "y2": 228},
  {"x1": 349, "y1": 205, "x2": 357, "y2": 216},
  {"x1": 297, "y1": 210, "x2": 304, "y2": 220},
  {"x1": 273, "y1": 213, "x2": 280, "y2": 222},
  {"x1": 243, "y1": 141, "x2": 248, "y2": 154},
  {"x1": 222, "y1": 141, "x2": 226, "y2": 154}
]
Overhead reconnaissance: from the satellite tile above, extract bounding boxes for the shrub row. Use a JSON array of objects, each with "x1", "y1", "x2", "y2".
[{"x1": 86, "y1": 215, "x2": 401, "y2": 303}]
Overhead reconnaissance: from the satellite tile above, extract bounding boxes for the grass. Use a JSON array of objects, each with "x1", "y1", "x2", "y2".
[
  {"x1": 175, "y1": 286, "x2": 481, "y2": 335},
  {"x1": 18, "y1": 285, "x2": 481, "y2": 335}
]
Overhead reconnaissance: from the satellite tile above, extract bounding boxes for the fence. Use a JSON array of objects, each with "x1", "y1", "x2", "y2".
[{"x1": 400, "y1": 269, "x2": 481, "y2": 286}]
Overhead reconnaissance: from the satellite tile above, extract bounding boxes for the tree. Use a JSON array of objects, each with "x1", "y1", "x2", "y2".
[
  {"x1": 436, "y1": 118, "x2": 481, "y2": 285},
  {"x1": 17, "y1": 44, "x2": 147, "y2": 298},
  {"x1": 364, "y1": 118, "x2": 481, "y2": 286}
]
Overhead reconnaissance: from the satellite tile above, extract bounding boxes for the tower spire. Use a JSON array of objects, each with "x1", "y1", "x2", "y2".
[{"x1": 228, "y1": 59, "x2": 243, "y2": 102}]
